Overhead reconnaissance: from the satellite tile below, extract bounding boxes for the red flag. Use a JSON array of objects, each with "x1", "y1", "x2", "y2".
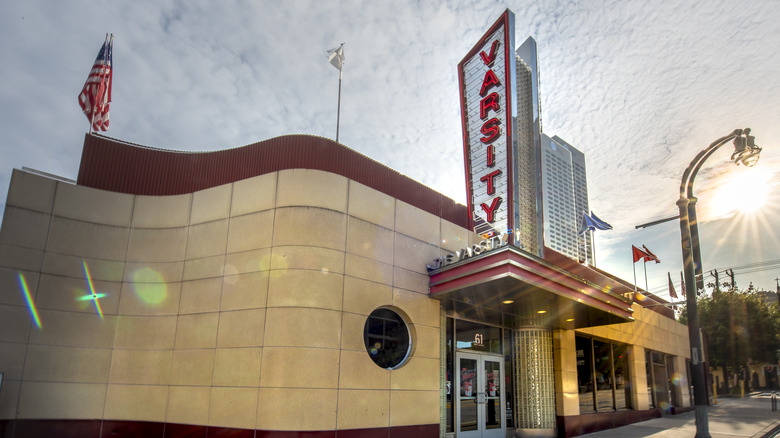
[
  {"x1": 668, "y1": 272, "x2": 678, "y2": 299},
  {"x1": 78, "y1": 34, "x2": 113, "y2": 131},
  {"x1": 632, "y1": 245, "x2": 651, "y2": 263},
  {"x1": 642, "y1": 245, "x2": 660, "y2": 264}
]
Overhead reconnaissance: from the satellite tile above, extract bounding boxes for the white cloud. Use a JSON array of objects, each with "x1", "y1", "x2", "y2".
[{"x1": 1, "y1": 0, "x2": 779, "y2": 293}]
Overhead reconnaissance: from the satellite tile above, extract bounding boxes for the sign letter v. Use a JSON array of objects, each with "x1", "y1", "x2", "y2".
[{"x1": 480, "y1": 40, "x2": 500, "y2": 66}]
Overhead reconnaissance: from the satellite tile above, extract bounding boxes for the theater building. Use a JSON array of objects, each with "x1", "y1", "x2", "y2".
[
  {"x1": 0, "y1": 132, "x2": 691, "y2": 438},
  {"x1": 0, "y1": 9, "x2": 692, "y2": 438}
]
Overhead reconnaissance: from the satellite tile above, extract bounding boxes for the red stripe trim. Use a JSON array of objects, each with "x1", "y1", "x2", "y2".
[{"x1": 3, "y1": 419, "x2": 439, "y2": 438}]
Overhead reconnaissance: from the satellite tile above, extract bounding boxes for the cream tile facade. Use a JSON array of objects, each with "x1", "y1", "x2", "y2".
[
  {"x1": 336, "y1": 389, "x2": 390, "y2": 429},
  {"x1": 18, "y1": 382, "x2": 107, "y2": 419},
  {"x1": 0, "y1": 166, "x2": 690, "y2": 436},
  {"x1": 6, "y1": 170, "x2": 57, "y2": 214},
  {"x1": 169, "y1": 348, "x2": 215, "y2": 386},
  {"x1": 1, "y1": 166, "x2": 458, "y2": 429},
  {"x1": 166, "y1": 385, "x2": 211, "y2": 424},
  {"x1": 256, "y1": 387, "x2": 338, "y2": 431},
  {"x1": 52, "y1": 182, "x2": 134, "y2": 227}
]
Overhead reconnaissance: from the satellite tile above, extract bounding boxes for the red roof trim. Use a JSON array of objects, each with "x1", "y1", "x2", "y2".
[
  {"x1": 543, "y1": 248, "x2": 676, "y2": 319},
  {"x1": 77, "y1": 133, "x2": 469, "y2": 228}
]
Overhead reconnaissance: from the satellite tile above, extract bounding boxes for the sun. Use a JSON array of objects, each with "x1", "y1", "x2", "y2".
[{"x1": 707, "y1": 167, "x2": 773, "y2": 218}]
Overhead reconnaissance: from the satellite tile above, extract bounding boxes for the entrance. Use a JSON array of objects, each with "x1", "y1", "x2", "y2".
[{"x1": 455, "y1": 352, "x2": 505, "y2": 437}]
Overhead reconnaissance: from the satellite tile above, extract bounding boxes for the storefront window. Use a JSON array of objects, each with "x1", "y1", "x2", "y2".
[
  {"x1": 577, "y1": 336, "x2": 632, "y2": 412},
  {"x1": 667, "y1": 354, "x2": 681, "y2": 408},
  {"x1": 649, "y1": 351, "x2": 671, "y2": 411},
  {"x1": 364, "y1": 308, "x2": 411, "y2": 369},
  {"x1": 576, "y1": 336, "x2": 595, "y2": 412},
  {"x1": 613, "y1": 343, "x2": 630, "y2": 409},
  {"x1": 593, "y1": 339, "x2": 614, "y2": 411},
  {"x1": 646, "y1": 350, "x2": 655, "y2": 408}
]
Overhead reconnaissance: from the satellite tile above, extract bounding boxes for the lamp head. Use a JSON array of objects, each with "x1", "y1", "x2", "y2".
[{"x1": 731, "y1": 128, "x2": 762, "y2": 167}]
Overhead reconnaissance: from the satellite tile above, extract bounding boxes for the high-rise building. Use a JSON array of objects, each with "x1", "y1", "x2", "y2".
[
  {"x1": 514, "y1": 35, "x2": 594, "y2": 265},
  {"x1": 540, "y1": 134, "x2": 594, "y2": 264},
  {"x1": 513, "y1": 36, "x2": 544, "y2": 256}
]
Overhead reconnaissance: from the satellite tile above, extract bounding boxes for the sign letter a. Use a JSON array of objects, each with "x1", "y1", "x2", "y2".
[{"x1": 480, "y1": 70, "x2": 501, "y2": 96}]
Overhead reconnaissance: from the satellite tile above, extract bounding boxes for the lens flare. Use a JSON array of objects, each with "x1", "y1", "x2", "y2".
[
  {"x1": 259, "y1": 252, "x2": 288, "y2": 278},
  {"x1": 72, "y1": 261, "x2": 107, "y2": 319},
  {"x1": 18, "y1": 273, "x2": 42, "y2": 329},
  {"x1": 132, "y1": 267, "x2": 167, "y2": 304}
]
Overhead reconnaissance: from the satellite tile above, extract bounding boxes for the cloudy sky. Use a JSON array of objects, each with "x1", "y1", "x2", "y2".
[{"x1": 2, "y1": 0, "x2": 779, "y2": 299}]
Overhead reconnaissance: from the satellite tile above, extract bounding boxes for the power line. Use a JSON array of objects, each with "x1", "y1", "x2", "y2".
[
  {"x1": 642, "y1": 261, "x2": 780, "y2": 299},
  {"x1": 628, "y1": 259, "x2": 780, "y2": 301},
  {"x1": 708, "y1": 258, "x2": 780, "y2": 274}
]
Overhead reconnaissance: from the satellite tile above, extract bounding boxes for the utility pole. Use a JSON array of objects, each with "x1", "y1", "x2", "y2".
[
  {"x1": 727, "y1": 269, "x2": 735, "y2": 291},
  {"x1": 711, "y1": 270, "x2": 720, "y2": 292}
]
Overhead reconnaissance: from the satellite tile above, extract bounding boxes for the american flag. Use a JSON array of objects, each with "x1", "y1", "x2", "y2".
[{"x1": 78, "y1": 35, "x2": 113, "y2": 131}]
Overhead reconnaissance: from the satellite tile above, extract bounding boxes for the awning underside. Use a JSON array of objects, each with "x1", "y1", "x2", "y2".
[{"x1": 429, "y1": 246, "x2": 634, "y2": 330}]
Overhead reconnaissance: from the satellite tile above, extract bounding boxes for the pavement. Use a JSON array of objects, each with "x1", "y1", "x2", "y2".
[{"x1": 579, "y1": 392, "x2": 780, "y2": 438}]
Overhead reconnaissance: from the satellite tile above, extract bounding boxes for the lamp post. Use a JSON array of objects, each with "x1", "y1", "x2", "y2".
[{"x1": 678, "y1": 128, "x2": 761, "y2": 438}]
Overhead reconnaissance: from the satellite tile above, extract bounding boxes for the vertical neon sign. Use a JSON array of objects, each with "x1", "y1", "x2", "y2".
[{"x1": 458, "y1": 10, "x2": 516, "y2": 238}]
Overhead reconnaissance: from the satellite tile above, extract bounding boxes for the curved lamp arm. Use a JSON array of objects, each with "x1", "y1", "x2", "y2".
[
  {"x1": 679, "y1": 129, "x2": 744, "y2": 292},
  {"x1": 679, "y1": 129, "x2": 743, "y2": 201}
]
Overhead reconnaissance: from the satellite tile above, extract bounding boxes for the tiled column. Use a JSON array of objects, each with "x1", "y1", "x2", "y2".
[{"x1": 514, "y1": 326, "x2": 556, "y2": 436}]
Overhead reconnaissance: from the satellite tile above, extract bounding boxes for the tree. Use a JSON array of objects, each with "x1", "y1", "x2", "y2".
[{"x1": 679, "y1": 287, "x2": 780, "y2": 383}]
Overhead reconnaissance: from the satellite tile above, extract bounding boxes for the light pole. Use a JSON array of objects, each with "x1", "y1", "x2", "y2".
[{"x1": 678, "y1": 128, "x2": 761, "y2": 438}]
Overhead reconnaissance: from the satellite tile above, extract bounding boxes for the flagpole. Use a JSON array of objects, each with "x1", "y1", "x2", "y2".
[
  {"x1": 643, "y1": 260, "x2": 649, "y2": 291},
  {"x1": 336, "y1": 68, "x2": 342, "y2": 143},
  {"x1": 633, "y1": 260, "x2": 637, "y2": 291},
  {"x1": 590, "y1": 229, "x2": 596, "y2": 267}
]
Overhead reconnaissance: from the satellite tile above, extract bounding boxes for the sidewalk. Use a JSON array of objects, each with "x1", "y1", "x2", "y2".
[{"x1": 579, "y1": 393, "x2": 780, "y2": 438}]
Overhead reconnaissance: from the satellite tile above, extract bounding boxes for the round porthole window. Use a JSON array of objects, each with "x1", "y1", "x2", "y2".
[{"x1": 363, "y1": 308, "x2": 412, "y2": 369}]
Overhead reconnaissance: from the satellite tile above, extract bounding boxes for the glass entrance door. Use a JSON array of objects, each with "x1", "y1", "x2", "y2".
[{"x1": 455, "y1": 352, "x2": 505, "y2": 437}]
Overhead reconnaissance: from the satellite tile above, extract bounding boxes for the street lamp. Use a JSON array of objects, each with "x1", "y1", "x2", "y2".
[{"x1": 678, "y1": 128, "x2": 761, "y2": 438}]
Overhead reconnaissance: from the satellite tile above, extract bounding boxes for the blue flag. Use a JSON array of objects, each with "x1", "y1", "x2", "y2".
[{"x1": 579, "y1": 211, "x2": 613, "y2": 235}]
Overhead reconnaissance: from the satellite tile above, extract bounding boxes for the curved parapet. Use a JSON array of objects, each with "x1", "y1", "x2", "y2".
[{"x1": 77, "y1": 133, "x2": 469, "y2": 229}]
